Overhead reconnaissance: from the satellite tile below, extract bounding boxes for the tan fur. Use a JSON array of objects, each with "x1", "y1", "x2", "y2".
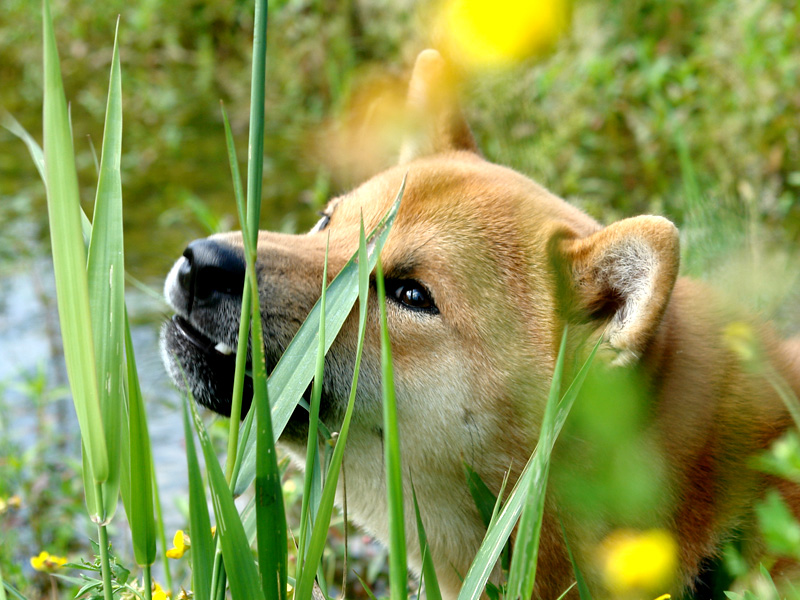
[{"x1": 163, "y1": 50, "x2": 800, "y2": 598}]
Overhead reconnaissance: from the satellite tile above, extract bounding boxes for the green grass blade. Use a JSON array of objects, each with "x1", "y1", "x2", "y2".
[
  {"x1": 295, "y1": 220, "x2": 371, "y2": 600},
  {"x1": 85, "y1": 15, "x2": 124, "y2": 524},
  {"x1": 188, "y1": 394, "x2": 266, "y2": 600},
  {"x1": 458, "y1": 333, "x2": 602, "y2": 600},
  {"x1": 124, "y1": 312, "x2": 156, "y2": 567},
  {"x1": 233, "y1": 177, "x2": 405, "y2": 496},
  {"x1": 181, "y1": 390, "x2": 214, "y2": 600},
  {"x1": 251, "y1": 200, "x2": 288, "y2": 600},
  {"x1": 245, "y1": 0, "x2": 268, "y2": 246},
  {"x1": 42, "y1": 0, "x2": 108, "y2": 495},
  {"x1": 506, "y1": 326, "x2": 569, "y2": 599},
  {"x1": 222, "y1": 95, "x2": 287, "y2": 599},
  {"x1": 298, "y1": 243, "x2": 329, "y2": 576},
  {"x1": 463, "y1": 463, "x2": 498, "y2": 528},
  {"x1": 0, "y1": 111, "x2": 99, "y2": 242},
  {"x1": 560, "y1": 522, "x2": 592, "y2": 600},
  {"x1": 412, "y1": 484, "x2": 442, "y2": 600},
  {"x1": 376, "y1": 256, "x2": 408, "y2": 600}
]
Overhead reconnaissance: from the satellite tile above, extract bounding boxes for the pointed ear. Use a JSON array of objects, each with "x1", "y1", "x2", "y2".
[
  {"x1": 398, "y1": 49, "x2": 479, "y2": 164},
  {"x1": 556, "y1": 216, "x2": 681, "y2": 364}
]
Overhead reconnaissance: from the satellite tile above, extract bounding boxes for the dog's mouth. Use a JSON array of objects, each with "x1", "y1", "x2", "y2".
[
  {"x1": 166, "y1": 315, "x2": 316, "y2": 430},
  {"x1": 173, "y1": 315, "x2": 237, "y2": 358},
  {"x1": 165, "y1": 315, "x2": 254, "y2": 418}
]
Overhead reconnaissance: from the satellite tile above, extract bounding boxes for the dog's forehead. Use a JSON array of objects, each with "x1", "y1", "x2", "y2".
[{"x1": 329, "y1": 153, "x2": 596, "y2": 246}]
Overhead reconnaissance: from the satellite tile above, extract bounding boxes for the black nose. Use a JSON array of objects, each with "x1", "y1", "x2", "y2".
[{"x1": 178, "y1": 239, "x2": 247, "y2": 308}]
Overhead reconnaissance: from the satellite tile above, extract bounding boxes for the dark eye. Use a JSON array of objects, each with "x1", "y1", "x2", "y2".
[
  {"x1": 387, "y1": 279, "x2": 438, "y2": 313},
  {"x1": 310, "y1": 211, "x2": 330, "y2": 233}
]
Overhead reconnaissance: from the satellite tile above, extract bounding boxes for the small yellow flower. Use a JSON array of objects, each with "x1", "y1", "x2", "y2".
[
  {"x1": 654, "y1": 595, "x2": 672, "y2": 600},
  {"x1": 599, "y1": 529, "x2": 677, "y2": 594},
  {"x1": 166, "y1": 530, "x2": 190, "y2": 559},
  {"x1": 436, "y1": 0, "x2": 571, "y2": 71},
  {"x1": 152, "y1": 581, "x2": 171, "y2": 600},
  {"x1": 30, "y1": 551, "x2": 68, "y2": 572}
]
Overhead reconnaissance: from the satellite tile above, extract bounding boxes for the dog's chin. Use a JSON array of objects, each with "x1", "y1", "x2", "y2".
[{"x1": 160, "y1": 316, "x2": 253, "y2": 419}]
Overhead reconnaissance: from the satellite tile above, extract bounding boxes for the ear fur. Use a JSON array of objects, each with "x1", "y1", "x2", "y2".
[
  {"x1": 399, "y1": 49, "x2": 479, "y2": 163},
  {"x1": 558, "y1": 216, "x2": 680, "y2": 365}
]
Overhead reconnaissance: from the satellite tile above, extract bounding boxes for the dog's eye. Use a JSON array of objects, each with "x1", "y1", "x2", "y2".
[
  {"x1": 388, "y1": 279, "x2": 438, "y2": 313},
  {"x1": 310, "y1": 211, "x2": 330, "y2": 234}
]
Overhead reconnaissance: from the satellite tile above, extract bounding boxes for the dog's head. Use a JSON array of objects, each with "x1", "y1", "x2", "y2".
[{"x1": 161, "y1": 47, "x2": 679, "y2": 488}]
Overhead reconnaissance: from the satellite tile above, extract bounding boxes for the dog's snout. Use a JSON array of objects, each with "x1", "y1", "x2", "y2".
[{"x1": 178, "y1": 239, "x2": 247, "y2": 306}]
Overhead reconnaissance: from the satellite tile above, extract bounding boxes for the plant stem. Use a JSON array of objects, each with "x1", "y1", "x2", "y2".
[
  {"x1": 143, "y1": 564, "x2": 153, "y2": 600},
  {"x1": 151, "y1": 463, "x2": 173, "y2": 593},
  {"x1": 224, "y1": 283, "x2": 253, "y2": 482},
  {"x1": 95, "y1": 484, "x2": 114, "y2": 600}
]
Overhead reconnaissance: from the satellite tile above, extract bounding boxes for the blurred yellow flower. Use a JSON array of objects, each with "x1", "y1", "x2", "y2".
[
  {"x1": 30, "y1": 551, "x2": 67, "y2": 572},
  {"x1": 166, "y1": 530, "x2": 190, "y2": 559},
  {"x1": 436, "y1": 0, "x2": 571, "y2": 70},
  {"x1": 599, "y1": 529, "x2": 677, "y2": 594},
  {"x1": 152, "y1": 581, "x2": 171, "y2": 600},
  {"x1": 654, "y1": 595, "x2": 672, "y2": 600}
]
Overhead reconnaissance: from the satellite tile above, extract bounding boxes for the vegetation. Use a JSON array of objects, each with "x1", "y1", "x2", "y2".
[{"x1": 0, "y1": 0, "x2": 799, "y2": 599}]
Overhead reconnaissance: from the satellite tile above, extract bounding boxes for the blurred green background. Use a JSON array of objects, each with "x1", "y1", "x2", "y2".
[
  {"x1": 2, "y1": 0, "x2": 798, "y2": 282},
  {"x1": 1, "y1": 0, "x2": 799, "y2": 596}
]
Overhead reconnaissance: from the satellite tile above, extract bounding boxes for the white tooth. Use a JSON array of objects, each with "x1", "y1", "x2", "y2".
[{"x1": 214, "y1": 342, "x2": 234, "y2": 355}]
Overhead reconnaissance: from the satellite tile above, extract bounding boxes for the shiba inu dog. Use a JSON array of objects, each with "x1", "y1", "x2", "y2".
[{"x1": 161, "y1": 50, "x2": 800, "y2": 598}]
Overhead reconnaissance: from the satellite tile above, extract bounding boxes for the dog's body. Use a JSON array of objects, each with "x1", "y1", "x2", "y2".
[{"x1": 161, "y1": 51, "x2": 800, "y2": 598}]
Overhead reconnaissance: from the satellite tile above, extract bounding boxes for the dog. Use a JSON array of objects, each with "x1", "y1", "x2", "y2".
[{"x1": 161, "y1": 50, "x2": 800, "y2": 598}]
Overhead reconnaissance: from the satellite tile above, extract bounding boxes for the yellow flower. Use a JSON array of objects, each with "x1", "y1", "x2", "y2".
[
  {"x1": 599, "y1": 529, "x2": 677, "y2": 594},
  {"x1": 152, "y1": 581, "x2": 171, "y2": 600},
  {"x1": 654, "y1": 595, "x2": 672, "y2": 600},
  {"x1": 436, "y1": 0, "x2": 571, "y2": 70},
  {"x1": 30, "y1": 551, "x2": 68, "y2": 572},
  {"x1": 166, "y1": 530, "x2": 190, "y2": 559}
]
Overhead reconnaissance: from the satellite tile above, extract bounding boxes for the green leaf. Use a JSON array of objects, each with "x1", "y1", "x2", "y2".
[
  {"x1": 560, "y1": 522, "x2": 592, "y2": 600},
  {"x1": 124, "y1": 312, "x2": 156, "y2": 567},
  {"x1": 295, "y1": 221, "x2": 371, "y2": 600},
  {"x1": 85, "y1": 15, "x2": 125, "y2": 524},
  {"x1": 458, "y1": 333, "x2": 601, "y2": 600},
  {"x1": 42, "y1": 0, "x2": 108, "y2": 501},
  {"x1": 232, "y1": 177, "x2": 405, "y2": 496},
  {"x1": 251, "y1": 182, "x2": 288, "y2": 600},
  {"x1": 188, "y1": 394, "x2": 265, "y2": 600},
  {"x1": 412, "y1": 484, "x2": 442, "y2": 600},
  {"x1": 181, "y1": 389, "x2": 214, "y2": 600},
  {"x1": 506, "y1": 326, "x2": 569, "y2": 600},
  {"x1": 376, "y1": 256, "x2": 408, "y2": 600}
]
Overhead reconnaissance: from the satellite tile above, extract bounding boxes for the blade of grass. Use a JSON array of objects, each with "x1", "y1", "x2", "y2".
[
  {"x1": 457, "y1": 333, "x2": 602, "y2": 600},
  {"x1": 412, "y1": 483, "x2": 442, "y2": 600},
  {"x1": 181, "y1": 388, "x2": 214, "y2": 600},
  {"x1": 297, "y1": 242, "x2": 329, "y2": 577},
  {"x1": 124, "y1": 312, "x2": 156, "y2": 567},
  {"x1": 506, "y1": 326, "x2": 569, "y2": 600},
  {"x1": 250, "y1": 178, "x2": 288, "y2": 600},
  {"x1": 375, "y1": 256, "x2": 408, "y2": 600},
  {"x1": 222, "y1": 98, "x2": 288, "y2": 600},
  {"x1": 42, "y1": 0, "x2": 108, "y2": 494},
  {"x1": 85, "y1": 15, "x2": 124, "y2": 524},
  {"x1": 232, "y1": 177, "x2": 405, "y2": 496},
  {"x1": 188, "y1": 393, "x2": 266, "y2": 600},
  {"x1": 560, "y1": 521, "x2": 592, "y2": 600},
  {"x1": 295, "y1": 220, "x2": 371, "y2": 600}
]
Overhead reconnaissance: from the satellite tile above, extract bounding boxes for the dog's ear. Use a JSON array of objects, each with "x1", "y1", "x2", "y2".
[
  {"x1": 555, "y1": 216, "x2": 680, "y2": 364},
  {"x1": 399, "y1": 49, "x2": 479, "y2": 163}
]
